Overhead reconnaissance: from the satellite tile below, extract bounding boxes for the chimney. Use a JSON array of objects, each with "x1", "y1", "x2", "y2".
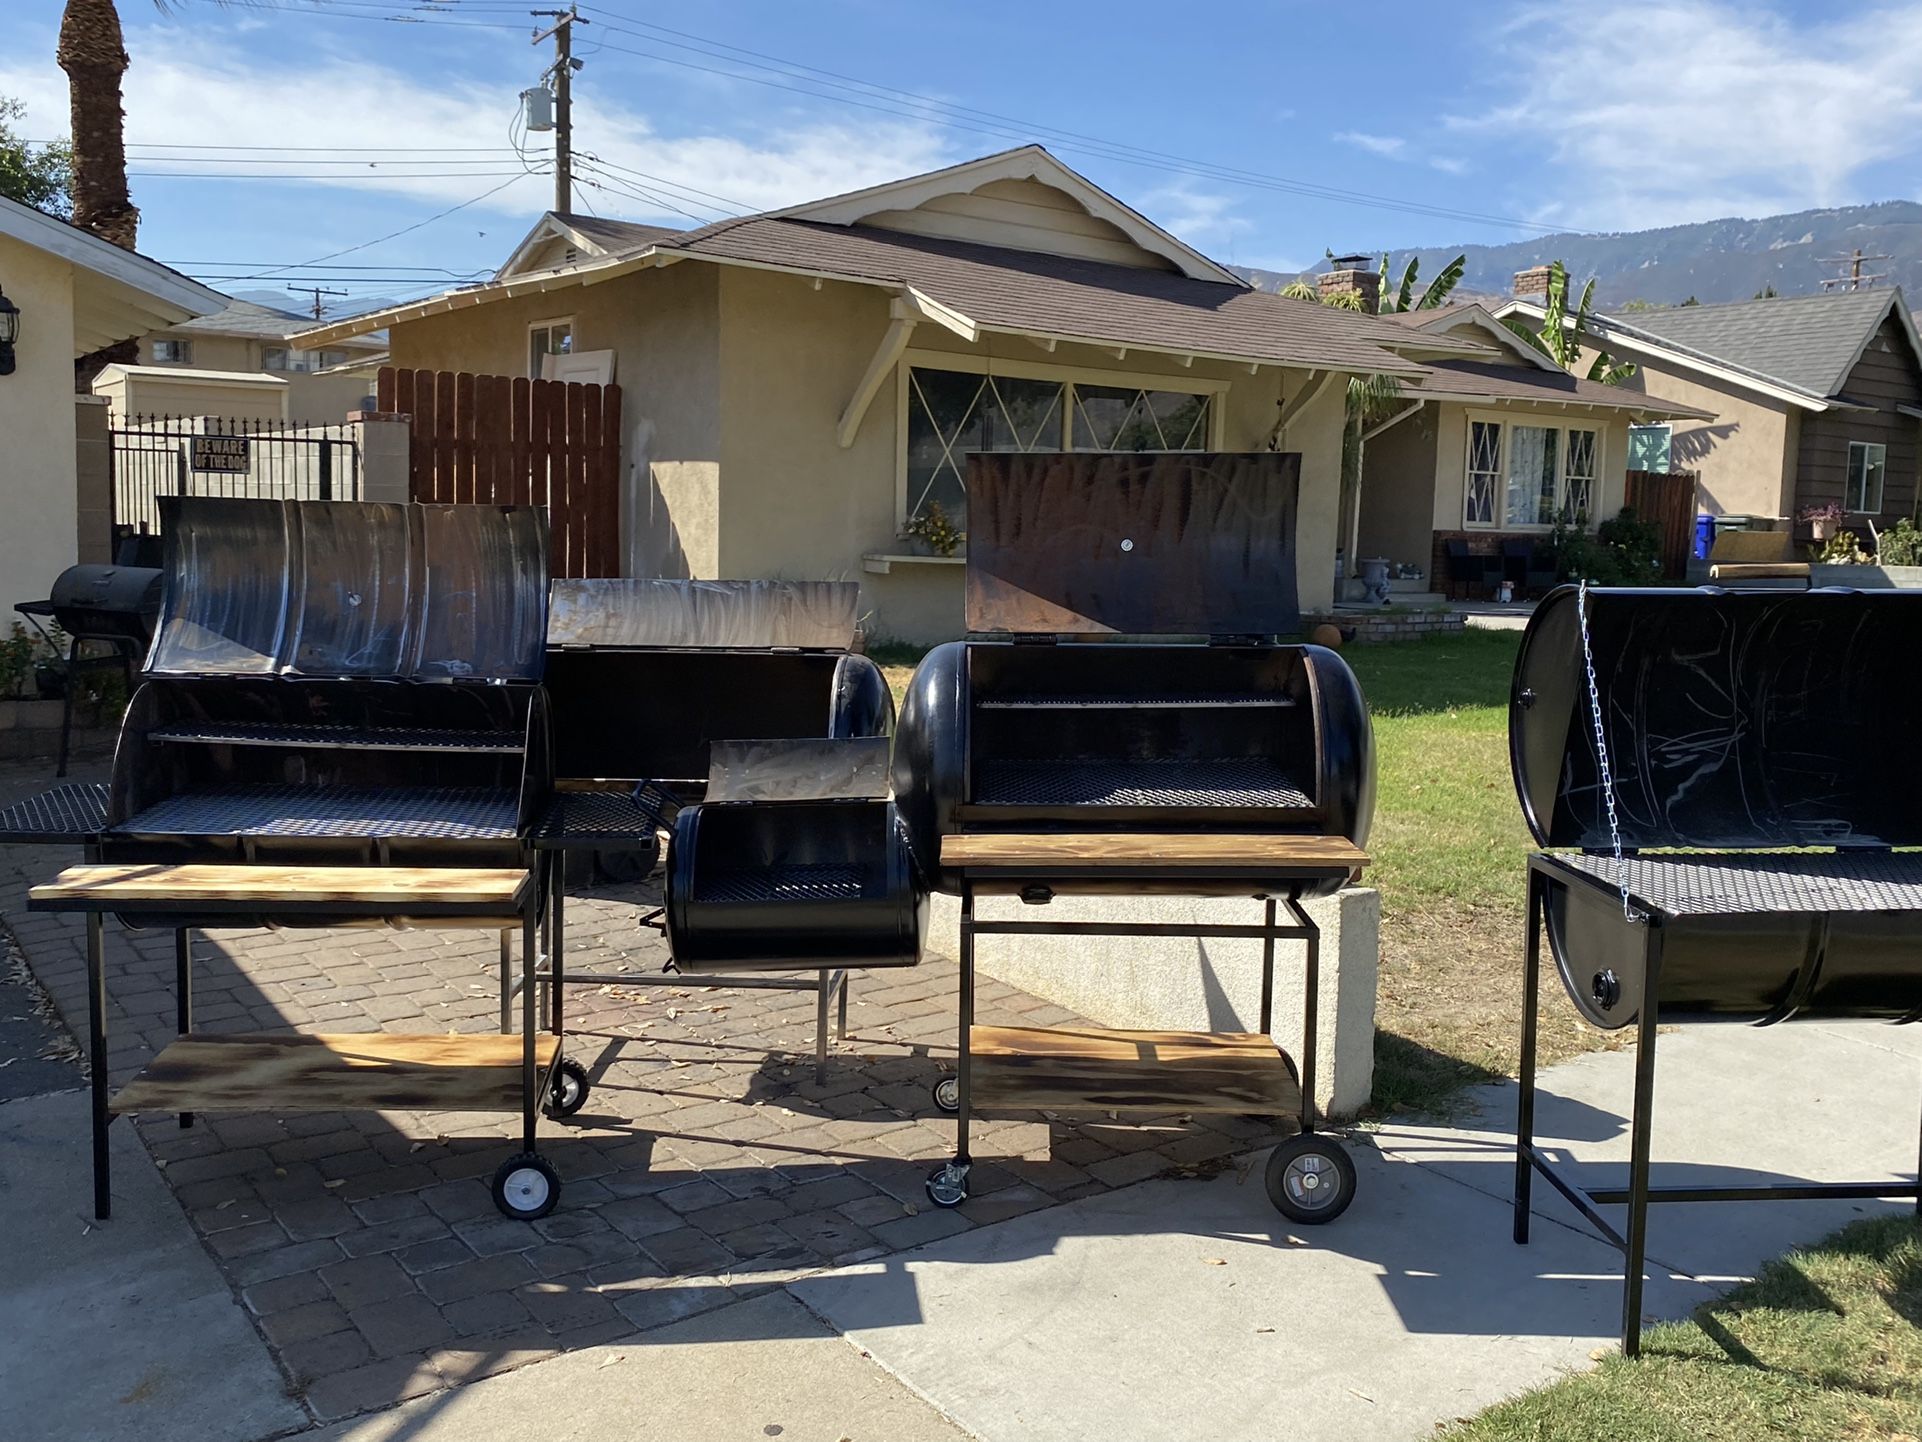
[
  {"x1": 1318, "y1": 253, "x2": 1381, "y2": 312},
  {"x1": 1514, "y1": 265, "x2": 1554, "y2": 301}
]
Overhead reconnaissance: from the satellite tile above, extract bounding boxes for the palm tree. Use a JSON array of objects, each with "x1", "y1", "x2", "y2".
[
  {"x1": 58, "y1": 0, "x2": 138, "y2": 252},
  {"x1": 1500, "y1": 260, "x2": 1636, "y2": 384}
]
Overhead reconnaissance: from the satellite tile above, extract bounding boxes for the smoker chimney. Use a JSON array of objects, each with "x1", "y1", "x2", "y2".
[
  {"x1": 1514, "y1": 265, "x2": 1554, "y2": 301},
  {"x1": 1318, "y1": 254, "x2": 1381, "y2": 312}
]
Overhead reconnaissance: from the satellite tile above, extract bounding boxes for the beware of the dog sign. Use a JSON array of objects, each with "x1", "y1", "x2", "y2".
[{"x1": 188, "y1": 435, "x2": 251, "y2": 473}]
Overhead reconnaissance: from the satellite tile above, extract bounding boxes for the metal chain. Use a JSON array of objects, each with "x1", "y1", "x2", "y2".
[{"x1": 1575, "y1": 579, "x2": 1637, "y2": 921}]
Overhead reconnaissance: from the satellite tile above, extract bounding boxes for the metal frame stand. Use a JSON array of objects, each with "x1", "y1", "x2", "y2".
[
  {"x1": 520, "y1": 848, "x2": 852, "y2": 1082},
  {"x1": 933, "y1": 882, "x2": 1322, "y2": 1202},
  {"x1": 1513, "y1": 861, "x2": 1922, "y2": 1357}
]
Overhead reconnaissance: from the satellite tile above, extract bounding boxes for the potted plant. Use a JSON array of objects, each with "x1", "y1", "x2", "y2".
[
  {"x1": 901, "y1": 500, "x2": 964, "y2": 558},
  {"x1": 1800, "y1": 501, "x2": 1845, "y2": 542}
]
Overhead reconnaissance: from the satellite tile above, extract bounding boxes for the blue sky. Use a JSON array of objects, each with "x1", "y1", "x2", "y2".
[{"x1": 3, "y1": 0, "x2": 1919, "y2": 319}]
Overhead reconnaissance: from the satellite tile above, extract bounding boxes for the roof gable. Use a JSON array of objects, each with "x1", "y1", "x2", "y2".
[
  {"x1": 1381, "y1": 303, "x2": 1557, "y2": 369},
  {"x1": 774, "y1": 146, "x2": 1244, "y2": 285},
  {"x1": 1610, "y1": 289, "x2": 1912, "y2": 399}
]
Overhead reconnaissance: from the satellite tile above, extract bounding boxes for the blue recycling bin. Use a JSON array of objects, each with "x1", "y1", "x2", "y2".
[{"x1": 1694, "y1": 514, "x2": 1716, "y2": 560}]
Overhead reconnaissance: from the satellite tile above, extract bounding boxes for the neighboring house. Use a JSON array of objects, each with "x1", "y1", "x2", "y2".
[
  {"x1": 110, "y1": 296, "x2": 386, "y2": 424},
  {"x1": 1351, "y1": 298, "x2": 1710, "y2": 590},
  {"x1": 0, "y1": 195, "x2": 221, "y2": 606},
  {"x1": 293, "y1": 146, "x2": 1484, "y2": 641},
  {"x1": 1497, "y1": 286, "x2": 1922, "y2": 537}
]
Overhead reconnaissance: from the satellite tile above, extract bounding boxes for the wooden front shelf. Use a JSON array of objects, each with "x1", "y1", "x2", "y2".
[
  {"x1": 110, "y1": 1032, "x2": 562, "y2": 1116},
  {"x1": 968, "y1": 1024, "x2": 1300, "y2": 1116}
]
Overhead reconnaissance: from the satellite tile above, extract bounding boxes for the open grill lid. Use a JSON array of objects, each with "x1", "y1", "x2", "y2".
[
  {"x1": 963, "y1": 452, "x2": 1302, "y2": 637},
  {"x1": 547, "y1": 579, "x2": 859, "y2": 651},
  {"x1": 1510, "y1": 585, "x2": 1922, "y2": 852},
  {"x1": 148, "y1": 497, "x2": 548, "y2": 681}
]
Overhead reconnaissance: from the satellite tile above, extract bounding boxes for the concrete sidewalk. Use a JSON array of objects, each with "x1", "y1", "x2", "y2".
[{"x1": 3, "y1": 1013, "x2": 1915, "y2": 1441}]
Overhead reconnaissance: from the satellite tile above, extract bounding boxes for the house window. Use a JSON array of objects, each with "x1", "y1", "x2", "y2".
[
  {"x1": 528, "y1": 319, "x2": 573, "y2": 379},
  {"x1": 903, "y1": 363, "x2": 1216, "y2": 527},
  {"x1": 1846, "y1": 442, "x2": 1886, "y2": 513},
  {"x1": 1627, "y1": 423, "x2": 1671, "y2": 473},
  {"x1": 1463, "y1": 417, "x2": 1602, "y2": 529},
  {"x1": 262, "y1": 347, "x2": 290, "y2": 372},
  {"x1": 152, "y1": 339, "x2": 192, "y2": 364}
]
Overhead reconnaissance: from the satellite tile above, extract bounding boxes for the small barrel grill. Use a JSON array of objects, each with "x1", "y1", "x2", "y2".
[
  {"x1": 893, "y1": 452, "x2": 1375, "y2": 1221},
  {"x1": 1509, "y1": 582, "x2": 1922, "y2": 1355},
  {"x1": 15, "y1": 563, "x2": 165, "y2": 776}
]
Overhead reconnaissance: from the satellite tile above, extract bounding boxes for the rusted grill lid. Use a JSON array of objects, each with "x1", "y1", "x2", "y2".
[
  {"x1": 546, "y1": 579, "x2": 860, "y2": 651},
  {"x1": 1510, "y1": 584, "x2": 1922, "y2": 851},
  {"x1": 963, "y1": 453, "x2": 1302, "y2": 636},
  {"x1": 148, "y1": 497, "x2": 549, "y2": 680}
]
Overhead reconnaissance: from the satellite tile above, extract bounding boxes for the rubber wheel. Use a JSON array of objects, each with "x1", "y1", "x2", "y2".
[
  {"x1": 1264, "y1": 1135, "x2": 1356, "y2": 1225},
  {"x1": 932, "y1": 1077, "x2": 961, "y2": 1114},
  {"x1": 492, "y1": 1152, "x2": 561, "y2": 1220},
  {"x1": 545, "y1": 1056, "x2": 590, "y2": 1119},
  {"x1": 594, "y1": 835, "x2": 660, "y2": 885},
  {"x1": 924, "y1": 1165, "x2": 968, "y2": 1209}
]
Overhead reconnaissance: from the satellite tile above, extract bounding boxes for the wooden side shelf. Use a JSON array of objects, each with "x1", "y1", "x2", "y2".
[
  {"x1": 30, "y1": 864, "x2": 531, "y2": 920},
  {"x1": 942, "y1": 833, "x2": 1369, "y2": 872},
  {"x1": 110, "y1": 1032, "x2": 562, "y2": 1116},
  {"x1": 967, "y1": 1024, "x2": 1301, "y2": 1115}
]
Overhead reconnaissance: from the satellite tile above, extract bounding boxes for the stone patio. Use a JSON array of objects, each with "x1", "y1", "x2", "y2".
[{"x1": 0, "y1": 763, "x2": 1285, "y2": 1423}]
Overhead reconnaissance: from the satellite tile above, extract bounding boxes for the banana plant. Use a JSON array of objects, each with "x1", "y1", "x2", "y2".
[{"x1": 1501, "y1": 260, "x2": 1637, "y2": 384}]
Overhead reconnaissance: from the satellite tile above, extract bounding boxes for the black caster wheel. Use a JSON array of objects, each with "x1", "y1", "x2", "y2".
[
  {"x1": 545, "y1": 1056, "x2": 590, "y2": 1119},
  {"x1": 932, "y1": 1077, "x2": 960, "y2": 1114},
  {"x1": 594, "y1": 835, "x2": 660, "y2": 885},
  {"x1": 1264, "y1": 1134, "x2": 1355, "y2": 1225},
  {"x1": 925, "y1": 1161, "x2": 969, "y2": 1209},
  {"x1": 492, "y1": 1152, "x2": 562, "y2": 1220}
]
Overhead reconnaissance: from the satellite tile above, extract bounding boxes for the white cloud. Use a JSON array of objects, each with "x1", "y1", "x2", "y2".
[
  {"x1": 1141, "y1": 181, "x2": 1253, "y2": 253},
  {"x1": 1333, "y1": 131, "x2": 1406, "y2": 159},
  {"x1": 1447, "y1": 1, "x2": 1922, "y2": 228},
  {"x1": 0, "y1": 26, "x2": 954, "y2": 227},
  {"x1": 1428, "y1": 155, "x2": 1470, "y2": 177}
]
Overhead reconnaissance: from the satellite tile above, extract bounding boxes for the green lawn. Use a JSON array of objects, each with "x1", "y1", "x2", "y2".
[{"x1": 1446, "y1": 1215, "x2": 1922, "y2": 1441}]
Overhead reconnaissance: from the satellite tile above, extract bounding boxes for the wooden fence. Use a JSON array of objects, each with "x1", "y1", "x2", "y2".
[
  {"x1": 1624, "y1": 468, "x2": 1698, "y2": 580},
  {"x1": 376, "y1": 366, "x2": 622, "y2": 578}
]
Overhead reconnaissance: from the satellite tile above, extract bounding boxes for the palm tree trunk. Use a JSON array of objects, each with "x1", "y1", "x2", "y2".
[{"x1": 60, "y1": 0, "x2": 141, "y2": 383}]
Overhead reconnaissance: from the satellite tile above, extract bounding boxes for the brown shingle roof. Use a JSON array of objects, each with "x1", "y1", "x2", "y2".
[
  {"x1": 657, "y1": 218, "x2": 1428, "y2": 376},
  {"x1": 1411, "y1": 359, "x2": 1712, "y2": 418}
]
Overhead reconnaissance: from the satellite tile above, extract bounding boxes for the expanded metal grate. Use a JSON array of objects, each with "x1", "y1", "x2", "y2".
[
  {"x1": 974, "y1": 758, "x2": 1313, "y2": 809},
  {"x1": 977, "y1": 693, "x2": 1294, "y2": 710},
  {"x1": 117, "y1": 785, "x2": 519, "y2": 841},
  {"x1": 0, "y1": 783, "x2": 110, "y2": 844},
  {"x1": 149, "y1": 722, "x2": 523, "y2": 753},
  {"x1": 1550, "y1": 850, "x2": 1922, "y2": 916},
  {"x1": 535, "y1": 791, "x2": 664, "y2": 846},
  {"x1": 695, "y1": 864, "x2": 868, "y2": 904}
]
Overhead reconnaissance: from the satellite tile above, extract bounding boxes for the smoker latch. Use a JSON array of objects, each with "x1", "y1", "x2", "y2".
[{"x1": 1020, "y1": 884, "x2": 1054, "y2": 906}]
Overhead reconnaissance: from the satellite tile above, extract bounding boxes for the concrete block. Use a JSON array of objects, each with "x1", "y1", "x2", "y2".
[{"x1": 927, "y1": 886, "x2": 1379, "y2": 1119}]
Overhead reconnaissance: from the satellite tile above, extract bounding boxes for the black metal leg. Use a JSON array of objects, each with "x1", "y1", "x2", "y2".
[
  {"x1": 1297, "y1": 901, "x2": 1319, "y2": 1134},
  {"x1": 175, "y1": 929, "x2": 194, "y2": 1129},
  {"x1": 1622, "y1": 928, "x2": 1664, "y2": 1358},
  {"x1": 521, "y1": 901, "x2": 539, "y2": 1154},
  {"x1": 550, "y1": 852, "x2": 565, "y2": 1038},
  {"x1": 1515, "y1": 873, "x2": 1543, "y2": 1244},
  {"x1": 87, "y1": 912, "x2": 110, "y2": 1220},
  {"x1": 1259, "y1": 898, "x2": 1276, "y2": 1036},
  {"x1": 498, "y1": 930, "x2": 512, "y2": 1036},
  {"x1": 815, "y1": 972, "x2": 831, "y2": 1085},
  {"x1": 56, "y1": 640, "x2": 78, "y2": 779},
  {"x1": 837, "y1": 970, "x2": 850, "y2": 1038},
  {"x1": 956, "y1": 885, "x2": 976, "y2": 1167}
]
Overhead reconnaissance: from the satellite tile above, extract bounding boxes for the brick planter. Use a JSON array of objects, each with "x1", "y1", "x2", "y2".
[{"x1": 1304, "y1": 609, "x2": 1466, "y2": 645}]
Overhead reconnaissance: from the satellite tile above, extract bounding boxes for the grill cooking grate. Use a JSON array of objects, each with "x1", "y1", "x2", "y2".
[
  {"x1": 696, "y1": 864, "x2": 868, "y2": 904},
  {"x1": 118, "y1": 785, "x2": 519, "y2": 841},
  {"x1": 535, "y1": 791, "x2": 664, "y2": 845},
  {"x1": 0, "y1": 783, "x2": 110, "y2": 843},
  {"x1": 977, "y1": 693, "x2": 1293, "y2": 710},
  {"x1": 1551, "y1": 850, "x2": 1922, "y2": 916},
  {"x1": 149, "y1": 722, "x2": 523, "y2": 753},
  {"x1": 974, "y1": 758, "x2": 1313, "y2": 809}
]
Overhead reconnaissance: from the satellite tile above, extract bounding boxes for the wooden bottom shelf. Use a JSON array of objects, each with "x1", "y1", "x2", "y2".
[
  {"x1": 111, "y1": 1032, "x2": 562, "y2": 1116},
  {"x1": 968, "y1": 1024, "x2": 1300, "y2": 1115}
]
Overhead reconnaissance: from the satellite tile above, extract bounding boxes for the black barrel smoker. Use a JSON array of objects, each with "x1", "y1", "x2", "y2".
[
  {"x1": 1510, "y1": 583, "x2": 1922, "y2": 1353},
  {"x1": 893, "y1": 452, "x2": 1374, "y2": 1220},
  {"x1": 33, "y1": 497, "x2": 584, "y2": 1222},
  {"x1": 530, "y1": 579, "x2": 901, "y2": 1080},
  {"x1": 14, "y1": 562, "x2": 164, "y2": 776}
]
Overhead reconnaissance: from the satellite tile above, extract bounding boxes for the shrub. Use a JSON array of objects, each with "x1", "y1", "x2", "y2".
[
  {"x1": 0, "y1": 623, "x2": 35, "y2": 699},
  {"x1": 1816, "y1": 529, "x2": 1866, "y2": 563},
  {"x1": 1550, "y1": 506, "x2": 1662, "y2": 585},
  {"x1": 1876, "y1": 517, "x2": 1922, "y2": 567}
]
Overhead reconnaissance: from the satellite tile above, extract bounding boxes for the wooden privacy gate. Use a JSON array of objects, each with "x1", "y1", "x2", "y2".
[
  {"x1": 377, "y1": 366, "x2": 622, "y2": 577},
  {"x1": 1624, "y1": 468, "x2": 1698, "y2": 580}
]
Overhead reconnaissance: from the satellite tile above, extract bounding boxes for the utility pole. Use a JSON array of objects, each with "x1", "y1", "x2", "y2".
[
  {"x1": 1819, "y1": 247, "x2": 1890, "y2": 291},
  {"x1": 532, "y1": 6, "x2": 587, "y2": 214},
  {"x1": 292, "y1": 285, "x2": 348, "y2": 320}
]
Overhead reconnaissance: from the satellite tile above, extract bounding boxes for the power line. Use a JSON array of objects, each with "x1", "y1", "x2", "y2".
[
  {"x1": 573, "y1": 152, "x2": 751, "y2": 214},
  {"x1": 129, "y1": 169, "x2": 538, "y2": 179}
]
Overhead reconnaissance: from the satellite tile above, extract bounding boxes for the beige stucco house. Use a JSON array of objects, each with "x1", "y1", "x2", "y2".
[
  {"x1": 1497, "y1": 287, "x2": 1922, "y2": 541},
  {"x1": 110, "y1": 296, "x2": 386, "y2": 424},
  {"x1": 0, "y1": 195, "x2": 220, "y2": 606},
  {"x1": 1354, "y1": 301, "x2": 1709, "y2": 592},
  {"x1": 296, "y1": 147, "x2": 1485, "y2": 642}
]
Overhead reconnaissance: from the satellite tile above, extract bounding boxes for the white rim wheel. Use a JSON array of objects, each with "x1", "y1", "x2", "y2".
[{"x1": 503, "y1": 1165, "x2": 552, "y2": 1214}]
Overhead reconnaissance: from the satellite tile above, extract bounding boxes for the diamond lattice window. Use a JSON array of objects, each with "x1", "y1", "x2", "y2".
[
  {"x1": 905, "y1": 370, "x2": 1064, "y2": 527},
  {"x1": 1465, "y1": 420, "x2": 1501, "y2": 526},
  {"x1": 1071, "y1": 386, "x2": 1212, "y2": 451},
  {"x1": 1565, "y1": 428, "x2": 1598, "y2": 519}
]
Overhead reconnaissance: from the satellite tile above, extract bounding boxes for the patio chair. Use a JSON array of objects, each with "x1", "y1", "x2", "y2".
[
  {"x1": 1444, "y1": 539, "x2": 1504, "y2": 599},
  {"x1": 1503, "y1": 539, "x2": 1559, "y2": 598}
]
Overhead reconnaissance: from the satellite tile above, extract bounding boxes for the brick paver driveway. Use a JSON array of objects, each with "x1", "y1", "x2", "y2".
[{"x1": 0, "y1": 763, "x2": 1278, "y2": 1422}]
